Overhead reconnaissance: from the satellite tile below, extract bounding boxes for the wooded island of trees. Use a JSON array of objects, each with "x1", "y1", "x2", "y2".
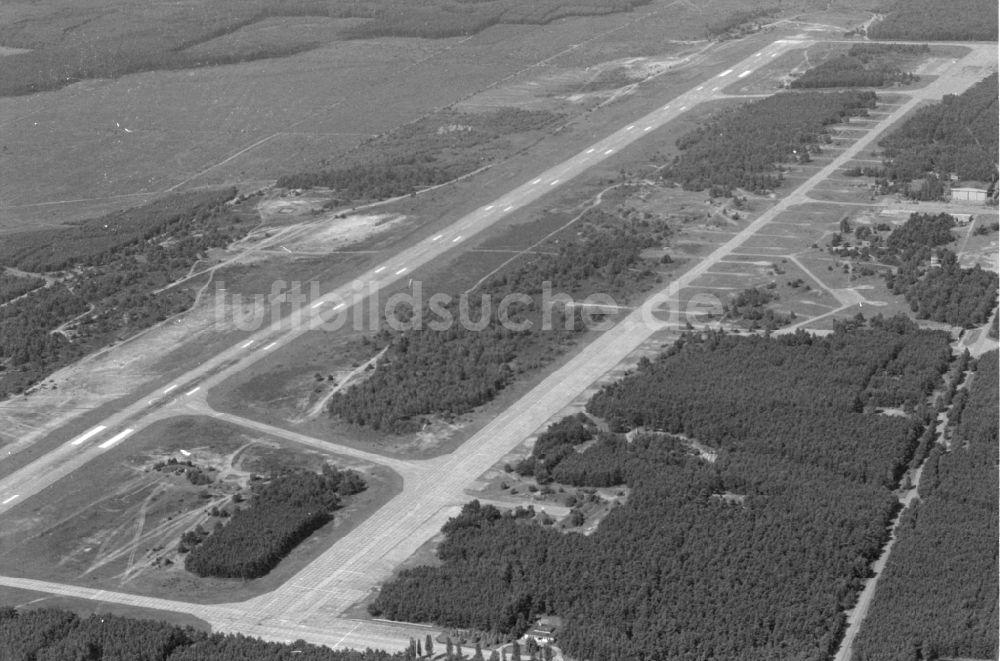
[
  {"x1": 664, "y1": 90, "x2": 877, "y2": 194},
  {"x1": 790, "y1": 44, "x2": 927, "y2": 89},
  {"x1": 328, "y1": 211, "x2": 666, "y2": 432},
  {"x1": 183, "y1": 466, "x2": 366, "y2": 580}
]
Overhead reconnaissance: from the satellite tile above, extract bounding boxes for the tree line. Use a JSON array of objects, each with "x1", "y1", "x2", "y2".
[
  {"x1": 0, "y1": 606, "x2": 403, "y2": 660},
  {"x1": 0, "y1": 188, "x2": 257, "y2": 398},
  {"x1": 789, "y1": 44, "x2": 927, "y2": 89},
  {"x1": 369, "y1": 320, "x2": 954, "y2": 660},
  {"x1": 875, "y1": 74, "x2": 998, "y2": 199},
  {"x1": 328, "y1": 213, "x2": 662, "y2": 433},
  {"x1": 0, "y1": 271, "x2": 45, "y2": 305},
  {"x1": 852, "y1": 351, "x2": 998, "y2": 660},
  {"x1": 277, "y1": 108, "x2": 561, "y2": 201},
  {"x1": 869, "y1": 0, "x2": 998, "y2": 41},
  {"x1": 184, "y1": 465, "x2": 365, "y2": 580},
  {"x1": 877, "y1": 213, "x2": 999, "y2": 327},
  {"x1": 664, "y1": 90, "x2": 878, "y2": 194}
]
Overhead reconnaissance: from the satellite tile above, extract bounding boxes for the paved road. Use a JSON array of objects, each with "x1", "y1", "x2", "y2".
[{"x1": 0, "y1": 38, "x2": 994, "y2": 652}]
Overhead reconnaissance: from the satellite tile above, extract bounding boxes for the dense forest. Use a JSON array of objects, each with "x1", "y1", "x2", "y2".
[
  {"x1": 370, "y1": 319, "x2": 954, "y2": 660},
  {"x1": 0, "y1": 607, "x2": 403, "y2": 660},
  {"x1": 0, "y1": 188, "x2": 257, "y2": 398},
  {"x1": 869, "y1": 0, "x2": 998, "y2": 41},
  {"x1": 184, "y1": 466, "x2": 365, "y2": 579},
  {"x1": 328, "y1": 212, "x2": 665, "y2": 432},
  {"x1": 0, "y1": 271, "x2": 45, "y2": 305},
  {"x1": 790, "y1": 44, "x2": 926, "y2": 89},
  {"x1": 887, "y1": 250, "x2": 998, "y2": 327},
  {"x1": 874, "y1": 213, "x2": 999, "y2": 327},
  {"x1": 876, "y1": 75, "x2": 998, "y2": 198},
  {"x1": 703, "y1": 6, "x2": 778, "y2": 39},
  {"x1": 721, "y1": 286, "x2": 793, "y2": 329},
  {"x1": 664, "y1": 90, "x2": 877, "y2": 194},
  {"x1": 853, "y1": 351, "x2": 998, "y2": 661}
]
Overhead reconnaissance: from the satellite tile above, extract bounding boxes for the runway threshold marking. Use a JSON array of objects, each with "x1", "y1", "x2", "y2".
[
  {"x1": 98, "y1": 428, "x2": 135, "y2": 450},
  {"x1": 70, "y1": 426, "x2": 108, "y2": 446}
]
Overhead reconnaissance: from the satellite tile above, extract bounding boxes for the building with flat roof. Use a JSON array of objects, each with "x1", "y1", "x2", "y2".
[{"x1": 950, "y1": 183, "x2": 989, "y2": 204}]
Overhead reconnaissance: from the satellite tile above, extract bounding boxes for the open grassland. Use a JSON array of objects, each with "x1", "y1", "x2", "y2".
[
  {"x1": 0, "y1": 0, "x2": 864, "y2": 232},
  {"x1": 0, "y1": 0, "x2": 652, "y2": 97},
  {"x1": 0, "y1": 415, "x2": 401, "y2": 604}
]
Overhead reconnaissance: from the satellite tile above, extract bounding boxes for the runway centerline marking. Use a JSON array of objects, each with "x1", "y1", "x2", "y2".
[
  {"x1": 185, "y1": 387, "x2": 200, "y2": 396},
  {"x1": 719, "y1": 69, "x2": 733, "y2": 76},
  {"x1": 452, "y1": 235, "x2": 463, "y2": 242},
  {"x1": 240, "y1": 340, "x2": 254, "y2": 348},
  {"x1": 163, "y1": 384, "x2": 178, "y2": 394},
  {"x1": 310, "y1": 301, "x2": 324, "y2": 309},
  {"x1": 262, "y1": 342, "x2": 277, "y2": 351},
  {"x1": 395, "y1": 267, "x2": 408, "y2": 275},
  {"x1": 1, "y1": 495, "x2": 18, "y2": 505},
  {"x1": 431, "y1": 234, "x2": 443, "y2": 241},
  {"x1": 70, "y1": 426, "x2": 107, "y2": 446},
  {"x1": 738, "y1": 70, "x2": 751, "y2": 78},
  {"x1": 374, "y1": 266, "x2": 386, "y2": 274},
  {"x1": 98, "y1": 428, "x2": 134, "y2": 450}
]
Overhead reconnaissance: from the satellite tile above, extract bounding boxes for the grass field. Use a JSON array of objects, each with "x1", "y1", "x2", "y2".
[
  {"x1": 0, "y1": 415, "x2": 402, "y2": 604},
  {"x1": 0, "y1": 0, "x2": 870, "y2": 233},
  {"x1": 0, "y1": 585, "x2": 212, "y2": 631}
]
